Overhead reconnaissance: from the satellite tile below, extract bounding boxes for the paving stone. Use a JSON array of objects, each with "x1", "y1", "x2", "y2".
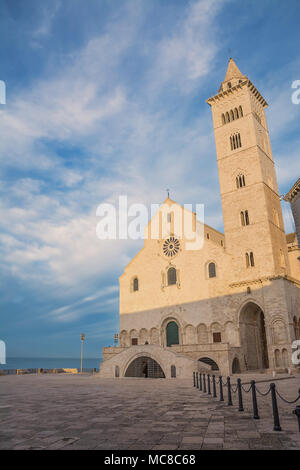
[{"x1": 0, "y1": 374, "x2": 299, "y2": 451}]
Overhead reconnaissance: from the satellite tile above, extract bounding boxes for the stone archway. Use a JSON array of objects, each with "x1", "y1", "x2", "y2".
[
  {"x1": 239, "y1": 302, "x2": 269, "y2": 370},
  {"x1": 198, "y1": 357, "x2": 219, "y2": 371},
  {"x1": 124, "y1": 356, "x2": 165, "y2": 378}
]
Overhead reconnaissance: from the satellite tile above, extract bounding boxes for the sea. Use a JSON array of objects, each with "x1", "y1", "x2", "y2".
[{"x1": 1, "y1": 357, "x2": 101, "y2": 373}]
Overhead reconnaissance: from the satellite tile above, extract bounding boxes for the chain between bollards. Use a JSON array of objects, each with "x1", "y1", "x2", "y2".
[
  {"x1": 193, "y1": 373, "x2": 300, "y2": 433},
  {"x1": 251, "y1": 380, "x2": 260, "y2": 420}
]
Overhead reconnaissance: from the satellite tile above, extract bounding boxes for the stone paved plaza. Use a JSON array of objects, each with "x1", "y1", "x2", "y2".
[{"x1": 0, "y1": 373, "x2": 300, "y2": 450}]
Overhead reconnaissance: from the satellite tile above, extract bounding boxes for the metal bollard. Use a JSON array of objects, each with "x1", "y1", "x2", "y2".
[
  {"x1": 193, "y1": 372, "x2": 196, "y2": 387},
  {"x1": 203, "y1": 373, "x2": 207, "y2": 393},
  {"x1": 199, "y1": 373, "x2": 202, "y2": 392},
  {"x1": 237, "y1": 378, "x2": 244, "y2": 412},
  {"x1": 270, "y1": 383, "x2": 281, "y2": 431},
  {"x1": 227, "y1": 376, "x2": 233, "y2": 406},
  {"x1": 219, "y1": 376, "x2": 224, "y2": 402},
  {"x1": 251, "y1": 380, "x2": 260, "y2": 419},
  {"x1": 293, "y1": 402, "x2": 300, "y2": 432},
  {"x1": 207, "y1": 374, "x2": 211, "y2": 395},
  {"x1": 196, "y1": 372, "x2": 199, "y2": 389},
  {"x1": 212, "y1": 375, "x2": 217, "y2": 398}
]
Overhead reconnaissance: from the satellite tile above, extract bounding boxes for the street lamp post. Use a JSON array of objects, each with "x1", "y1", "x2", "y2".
[{"x1": 81, "y1": 333, "x2": 85, "y2": 373}]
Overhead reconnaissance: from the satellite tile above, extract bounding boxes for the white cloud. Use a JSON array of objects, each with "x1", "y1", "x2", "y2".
[
  {"x1": 0, "y1": 0, "x2": 227, "y2": 319},
  {"x1": 150, "y1": 0, "x2": 225, "y2": 94}
]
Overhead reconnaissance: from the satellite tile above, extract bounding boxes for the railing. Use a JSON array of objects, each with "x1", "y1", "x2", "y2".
[
  {"x1": 192, "y1": 371, "x2": 300, "y2": 432},
  {"x1": 0, "y1": 368, "x2": 99, "y2": 375}
]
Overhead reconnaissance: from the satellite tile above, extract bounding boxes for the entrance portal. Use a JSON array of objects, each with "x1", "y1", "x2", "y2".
[
  {"x1": 239, "y1": 302, "x2": 269, "y2": 370},
  {"x1": 125, "y1": 356, "x2": 165, "y2": 378},
  {"x1": 166, "y1": 321, "x2": 179, "y2": 347}
]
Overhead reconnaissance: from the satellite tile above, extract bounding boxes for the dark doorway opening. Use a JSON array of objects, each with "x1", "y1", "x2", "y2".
[
  {"x1": 125, "y1": 356, "x2": 165, "y2": 378},
  {"x1": 166, "y1": 321, "x2": 179, "y2": 347},
  {"x1": 232, "y1": 357, "x2": 241, "y2": 374},
  {"x1": 239, "y1": 302, "x2": 269, "y2": 370}
]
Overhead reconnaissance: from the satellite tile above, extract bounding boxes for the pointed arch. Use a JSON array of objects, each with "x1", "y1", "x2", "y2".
[{"x1": 167, "y1": 267, "x2": 177, "y2": 285}]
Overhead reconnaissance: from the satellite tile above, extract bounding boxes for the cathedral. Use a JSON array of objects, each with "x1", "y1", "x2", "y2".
[{"x1": 99, "y1": 59, "x2": 300, "y2": 379}]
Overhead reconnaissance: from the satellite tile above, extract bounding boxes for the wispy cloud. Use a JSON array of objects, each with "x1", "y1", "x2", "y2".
[{"x1": 47, "y1": 285, "x2": 118, "y2": 323}]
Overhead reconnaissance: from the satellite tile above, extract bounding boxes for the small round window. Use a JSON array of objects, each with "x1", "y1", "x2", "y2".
[{"x1": 163, "y1": 237, "x2": 180, "y2": 257}]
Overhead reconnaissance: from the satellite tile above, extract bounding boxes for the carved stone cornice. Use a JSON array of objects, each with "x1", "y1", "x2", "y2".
[{"x1": 229, "y1": 274, "x2": 300, "y2": 289}]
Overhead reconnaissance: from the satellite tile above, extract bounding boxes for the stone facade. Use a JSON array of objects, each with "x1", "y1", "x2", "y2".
[
  {"x1": 99, "y1": 59, "x2": 300, "y2": 378},
  {"x1": 284, "y1": 178, "x2": 300, "y2": 248}
]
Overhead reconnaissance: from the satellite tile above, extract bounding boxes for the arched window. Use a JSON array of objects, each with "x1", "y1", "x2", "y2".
[
  {"x1": 234, "y1": 108, "x2": 239, "y2": 119},
  {"x1": 246, "y1": 252, "x2": 255, "y2": 268},
  {"x1": 245, "y1": 210, "x2": 249, "y2": 225},
  {"x1": 239, "y1": 106, "x2": 243, "y2": 117},
  {"x1": 236, "y1": 174, "x2": 246, "y2": 188},
  {"x1": 232, "y1": 357, "x2": 241, "y2": 374},
  {"x1": 167, "y1": 267, "x2": 177, "y2": 286},
  {"x1": 133, "y1": 277, "x2": 139, "y2": 292},
  {"x1": 241, "y1": 210, "x2": 250, "y2": 226},
  {"x1": 226, "y1": 112, "x2": 230, "y2": 123},
  {"x1": 234, "y1": 134, "x2": 238, "y2": 149},
  {"x1": 222, "y1": 113, "x2": 226, "y2": 125},
  {"x1": 238, "y1": 133, "x2": 242, "y2": 147},
  {"x1": 241, "y1": 211, "x2": 245, "y2": 226},
  {"x1": 171, "y1": 365, "x2": 176, "y2": 378},
  {"x1": 230, "y1": 110, "x2": 234, "y2": 121},
  {"x1": 228, "y1": 82, "x2": 232, "y2": 89},
  {"x1": 208, "y1": 262, "x2": 216, "y2": 278},
  {"x1": 166, "y1": 321, "x2": 179, "y2": 347},
  {"x1": 230, "y1": 133, "x2": 242, "y2": 151},
  {"x1": 245, "y1": 252, "x2": 250, "y2": 268}
]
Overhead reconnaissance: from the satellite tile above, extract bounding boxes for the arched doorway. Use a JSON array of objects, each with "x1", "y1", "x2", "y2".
[
  {"x1": 198, "y1": 357, "x2": 219, "y2": 371},
  {"x1": 239, "y1": 302, "x2": 269, "y2": 370},
  {"x1": 166, "y1": 321, "x2": 179, "y2": 347},
  {"x1": 232, "y1": 357, "x2": 241, "y2": 374},
  {"x1": 125, "y1": 356, "x2": 165, "y2": 378}
]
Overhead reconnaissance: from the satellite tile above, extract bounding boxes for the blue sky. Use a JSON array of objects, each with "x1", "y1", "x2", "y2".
[{"x1": 0, "y1": 0, "x2": 300, "y2": 359}]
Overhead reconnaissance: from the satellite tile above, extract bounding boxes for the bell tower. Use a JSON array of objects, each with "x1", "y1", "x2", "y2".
[{"x1": 207, "y1": 58, "x2": 289, "y2": 281}]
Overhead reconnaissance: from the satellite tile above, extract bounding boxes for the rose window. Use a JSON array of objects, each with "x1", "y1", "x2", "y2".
[{"x1": 162, "y1": 237, "x2": 180, "y2": 257}]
